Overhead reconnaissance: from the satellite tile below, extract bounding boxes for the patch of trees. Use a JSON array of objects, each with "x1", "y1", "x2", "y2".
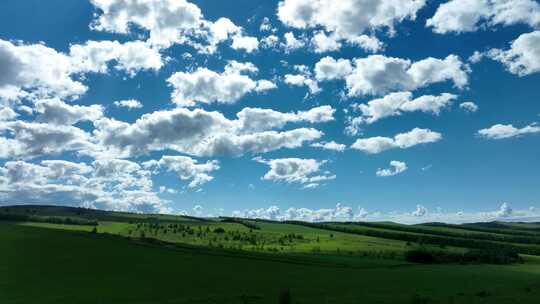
[
  {"x1": 220, "y1": 217, "x2": 261, "y2": 230},
  {"x1": 405, "y1": 247, "x2": 521, "y2": 264},
  {"x1": 134, "y1": 222, "x2": 199, "y2": 237},
  {"x1": 0, "y1": 213, "x2": 98, "y2": 226},
  {"x1": 131, "y1": 221, "x2": 310, "y2": 252},
  {"x1": 286, "y1": 221, "x2": 540, "y2": 256},
  {"x1": 213, "y1": 227, "x2": 225, "y2": 233},
  {"x1": 337, "y1": 221, "x2": 540, "y2": 246},
  {"x1": 424, "y1": 222, "x2": 540, "y2": 238}
]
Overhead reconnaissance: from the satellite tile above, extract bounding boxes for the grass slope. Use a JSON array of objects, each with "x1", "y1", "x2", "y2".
[{"x1": 2, "y1": 223, "x2": 540, "y2": 304}]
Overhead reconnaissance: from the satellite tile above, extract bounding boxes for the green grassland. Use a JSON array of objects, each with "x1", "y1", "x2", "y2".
[{"x1": 2, "y1": 205, "x2": 540, "y2": 303}]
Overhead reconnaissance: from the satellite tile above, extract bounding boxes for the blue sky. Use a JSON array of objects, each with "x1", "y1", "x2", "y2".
[{"x1": 0, "y1": 0, "x2": 539, "y2": 223}]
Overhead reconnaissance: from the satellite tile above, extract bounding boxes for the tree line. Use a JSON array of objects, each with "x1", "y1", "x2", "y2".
[
  {"x1": 285, "y1": 221, "x2": 540, "y2": 256},
  {"x1": 339, "y1": 221, "x2": 540, "y2": 246},
  {"x1": 0, "y1": 213, "x2": 98, "y2": 226}
]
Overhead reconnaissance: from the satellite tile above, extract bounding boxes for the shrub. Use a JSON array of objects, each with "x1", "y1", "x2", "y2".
[
  {"x1": 405, "y1": 248, "x2": 438, "y2": 263},
  {"x1": 405, "y1": 247, "x2": 521, "y2": 264},
  {"x1": 213, "y1": 227, "x2": 225, "y2": 233},
  {"x1": 463, "y1": 248, "x2": 521, "y2": 264}
]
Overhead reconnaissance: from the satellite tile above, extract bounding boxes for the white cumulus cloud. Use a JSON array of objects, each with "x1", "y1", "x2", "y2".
[
  {"x1": 0, "y1": 39, "x2": 86, "y2": 102},
  {"x1": 69, "y1": 40, "x2": 163, "y2": 76},
  {"x1": 310, "y1": 141, "x2": 346, "y2": 152},
  {"x1": 167, "y1": 62, "x2": 274, "y2": 107},
  {"x1": 487, "y1": 31, "x2": 540, "y2": 76},
  {"x1": 351, "y1": 128, "x2": 442, "y2": 154},
  {"x1": 412, "y1": 204, "x2": 428, "y2": 217},
  {"x1": 376, "y1": 160, "x2": 408, "y2": 177},
  {"x1": 254, "y1": 157, "x2": 335, "y2": 188},
  {"x1": 477, "y1": 123, "x2": 540, "y2": 139},
  {"x1": 277, "y1": 0, "x2": 425, "y2": 49},
  {"x1": 459, "y1": 101, "x2": 479, "y2": 113},
  {"x1": 349, "y1": 91, "x2": 456, "y2": 125},
  {"x1": 34, "y1": 98, "x2": 104, "y2": 125},
  {"x1": 0, "y1": 159, "x2": 169, "y2": 213},
  {"x1": 114, "y1": 99, "x2": 143, "y2": 109},
  {"x1": 93, "y1": 106, "x2": 329, "y2": 158},
  {"x1": 314, "y1": 57, "x2": 353, "y2": 81},
  {"x1": 315, "y1": 55, "x2": 469, "y2": 97},
  {"x1": 143, "y1": 155, "x2": 220, "y2": 188},
  {"x1": 427, "y1": 0, "x2": 540, "y2": 34}
]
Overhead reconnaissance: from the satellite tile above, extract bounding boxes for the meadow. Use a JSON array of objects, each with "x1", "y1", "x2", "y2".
[{"x1": 2, "y1": 205, "x2": 540, "y2": 303}]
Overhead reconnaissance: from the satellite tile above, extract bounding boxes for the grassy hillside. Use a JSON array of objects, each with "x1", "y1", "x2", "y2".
[
  {"x1": 3, "y1": 223, "x2": 540, "y2": 304},
  {"x1": 1, "y1": 205, "x2": 459, "y2": 257},
  {"x1": 2, "y1": 205, "x2": 540, "y2": 303}
]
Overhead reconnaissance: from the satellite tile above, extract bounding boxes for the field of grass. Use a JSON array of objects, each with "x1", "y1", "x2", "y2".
[
  {"x1": 1, "y1": 206, "x2": 452, "y2": 257},
  {"x1": 102, "y1": 220, "x2": 458, "y2": 256},
  {"x1": 3, "y1": 223, "x2": 540, "y2": 304},
  {"x1": 2, "y1": 205, "x2": 540, "y2": 303},
  {"x1": 13, "y1": 215, "x2": 464, "y2": 258}
]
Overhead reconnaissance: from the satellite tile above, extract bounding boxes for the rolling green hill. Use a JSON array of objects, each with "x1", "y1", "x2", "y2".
[{"x1": 2, "y1": 205, "x2": 540, "y2": 303}]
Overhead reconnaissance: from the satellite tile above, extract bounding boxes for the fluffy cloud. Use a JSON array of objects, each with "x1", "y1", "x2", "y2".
[
  {"x1": 261, "y1": 35, "x2": 280, "y2": 49},
  {"x1": 167, "y1": 62, "x2": 275, "y2": 107},
  {"x1": 114, "y1": 99, "x2": 143, "y2": 109},
  {"x1": 427, "y1": 0, "x2": 540, "y2": 34},
  {"x1": 0, "y1": 159, "x2": 168, "y2": 213},
  {"x1": 0, "y1": 38, "x2": 166, "y2": 106},
  {"x1": 34, "y1": 98, "x2": 104, "y2": 125},
  {"x1": 192, "y1": 205, "x2": 204, "y2": 216},
  {"x1": 496, "y1": 202, "x2": 513, "y2": 217},
  {"x1": 234, "y1": 203, "x2": 354, "y2": 222},
  {"x1": 376, "y1": 160, "x2": 408, "y2": 177},
  {"x1": 89, "y1": 0, "x2": 258, "y2": 54},
  {"x1": 314, "y1": 57, "x2": 353, "y2": 81},
  {"x1": 348, "y1": 55, "x2": 468, "y2": 96},
  {"x1": 310, "y1": 141, "x2": 346, "y2": 152},
  {"x1": 459, "y1": 101, "x2": 479, "y2": 113},
  {"x1": 159, "y1": 186, "x2": 178, "y2": 194},
  {"x1": 231, "y1": 35, "x2": 259, "y2": 53},
  {"x1": 282, "y1": 32, "x2": 306, "y2": 51},
  {"x1": 255, "y1": 80, "x2": 278, "y2": 92},
  {"x1": 277, "y1": 0, "x2": 425, "y2": 47},
  {"x1": 254, "y1": 157, "x2": 335, "y2": 188},
  {"x1": 487, "y1": 31, "x2": 540, "y2": 76},
  {"x1": 93, "y1": 106, "x2": 329, "y2": 158},
  {"x1": 477, "y1": 123, "x2": 540, "y2": 139},
  {"x1": 90, "y1": 0, "x2": 204, "y2": 48},
  {"x1": 233, "y1": 205, "x2": 282, "y2": 220},
  {"x1": 284, "y1": 74, "x2": 320, "y2": 94},
  {"x1": 351, "y1": 128, "x2": 442, "y2": 154},
  {"x1": 230, "y1": 202, "x2": 540, "y2": 224},
  {"x1": 143, "y1": 155, "x2": 219, "y2": 188},
  {"x1": 348, "y1": 35, "x2": 384, "y2": 53},
  {"x1": 202, "y1": 17, "x2": 244, "y2": 53},
  {"x1": 349, "y1": 92, "x2": 456, "y2": 125},
  {"x1": 0, "y1": 120, "x2": 94, "y2": 159},
  {"x1": 69, "y1": 40, "x2": 163, "y2": 76},
  {"x1": 315, "y1": 55, "x2": 469, "y2": 96},
  {"x1": 223, "y1": 61, "x2": 259, "y2": 74},
  {"x1": 0, "y1": 39, "x2": 86, "y2": 102},
  {"x1": 311, "y1": 31, "x2": 341, "y2": 53},
  {"x1": 0, "y1": 107, "x2": 17, "y2": 121},
  {"x1": 407, "y1": 55, "x2": 470, "y2": 89},
  {"x1": 412, "y1": 204, "x2": 428, "y2": 217},
  {"x1": 259, "y1": 17, "x2": 275, "y2": 33},
  {"x1": 236, "y1": 105, "x2": 334, "y2": 132}
]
